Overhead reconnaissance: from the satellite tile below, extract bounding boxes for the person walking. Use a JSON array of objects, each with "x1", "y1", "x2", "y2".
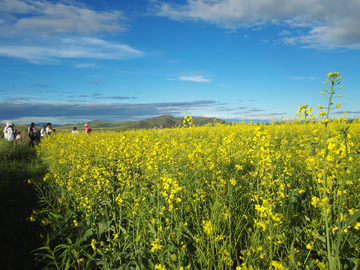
[
  {"x1": 40, "y1": 124, "x2": 47, "y2": 139},
  {"x1": 4, "y1": 122, "x2": 15, "y2": 141},
  {"x1": 3, "y1": 122, "x2": 10, "y2": 139},
  {"x1": 84, "y1": 123, "x2": 92, "y2": 135},
  {"x1": 28, "y1": 122, "x2": 37, "y2": 147},
  {"x1": 45, "y1": 123, "x2": 54, "y2": 136}
]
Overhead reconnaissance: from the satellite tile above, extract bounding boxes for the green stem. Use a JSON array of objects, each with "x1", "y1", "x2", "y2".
[
  {"x1": 335, "y1": 133, "x2": 349, "y2": 267},
  {"x1": 322, "y1": 79, "x2": 335, "y2": 269}
]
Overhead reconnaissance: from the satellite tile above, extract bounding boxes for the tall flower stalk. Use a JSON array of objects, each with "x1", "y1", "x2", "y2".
[{"x1": 318, "y1": 72, "x2": 343, "y2": 269}]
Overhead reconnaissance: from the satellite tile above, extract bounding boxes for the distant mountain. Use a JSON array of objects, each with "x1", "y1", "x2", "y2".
[{"x1": 57, "y1": 115, "x2": 227, "y2": 131}]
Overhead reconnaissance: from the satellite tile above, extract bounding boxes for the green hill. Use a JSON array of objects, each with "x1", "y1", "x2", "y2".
[{"x1": 56, "y1": 115, "x2": 226, "y2": 131}]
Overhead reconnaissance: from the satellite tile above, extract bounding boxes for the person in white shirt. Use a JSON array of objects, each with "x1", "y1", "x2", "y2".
[
  {"x1": 71, "y1": 127, "x2": 79, "y2": 134},
  {"x1": 4, "y1": 123, "x2": 15, "y2": 142},
  {"x1": 40, "y1": 124, "x2": 47, "y2": 139},
  {"x1": 15, "y1": 131, "x2": 22, "y2": 142},
  {"x1": 3, "y1": 122, "x2": 9, "y2": 139},
  {"x1": 45, "y1": 123, "x2": 54, "y2": 136}
]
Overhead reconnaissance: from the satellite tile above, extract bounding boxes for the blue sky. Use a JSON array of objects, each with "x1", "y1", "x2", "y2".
[{"x1": 0, "y1": 0, "x2": 359, "y2": 125}]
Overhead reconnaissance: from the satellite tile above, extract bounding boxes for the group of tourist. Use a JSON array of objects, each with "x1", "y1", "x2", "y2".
[
  {"x1": 3, "y1": 122, "x2": 92, "y2": 146},
  {"x1": 3, "y1": 122, "x2": 55, "y2": 147}
]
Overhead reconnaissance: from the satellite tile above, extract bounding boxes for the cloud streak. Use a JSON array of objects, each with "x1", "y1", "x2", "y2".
[
  {"x1": 0, "y1": 0, "x2": 127, "y2": 36},
  {"x1": 0, "y1": 38, "x2": 144, "y2": 64},
  {"x1": 28, "y1": 83, "x2": 52, "y2": 88},
  {"x1": 233, "y1": 107, "x2": 265, "y2": 115},
  {"x1": 89, "y1": 81, "x2": 106, "y2": 85},
  {"x1": 152, "y1": 0, "x2": 360, "y2": 49},
  {"x1": 105, "y1": 96, "x2": 138, "y2": 100},
  {"x1": 0, "y1": 100, "x2": 217, "y2": 123},
  {"x1": 179, "y1": 75, "x2": 212, "y2": 82},
  {"x1": 0, "y1": 1, "x2": 144, "y2": 64}
]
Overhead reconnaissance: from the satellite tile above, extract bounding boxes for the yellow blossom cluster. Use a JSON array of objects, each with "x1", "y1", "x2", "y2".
[{"x1": 36, "y1": 117, "x2": 360, "y2": 269}]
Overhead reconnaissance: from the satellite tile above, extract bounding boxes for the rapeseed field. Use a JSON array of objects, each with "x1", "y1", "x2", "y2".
[{"x1": 32, "y1": 73, "x2": 360, "y2": 269}]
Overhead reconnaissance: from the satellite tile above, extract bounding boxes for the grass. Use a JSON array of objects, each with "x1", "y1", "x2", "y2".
[{"x1": 0, "y1": 139, "x2": 47, "y2": 269}]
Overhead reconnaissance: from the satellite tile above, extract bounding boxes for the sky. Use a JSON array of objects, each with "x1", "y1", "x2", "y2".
[{"x1": 0, "y1": 0, "x2": 359, "y2": 125}]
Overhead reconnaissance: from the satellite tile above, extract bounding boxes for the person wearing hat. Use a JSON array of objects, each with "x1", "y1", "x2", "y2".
[{"x1": 84, "y1": 123, "x2": 92, "y2": 135}]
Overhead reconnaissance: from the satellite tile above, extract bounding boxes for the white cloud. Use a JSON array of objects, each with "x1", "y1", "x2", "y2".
[
  {"x1": 167, "y1": 78, "x2": 176, "y2": 81},
  {"x1": 151, "y1": 0, "x2": 360, "y2": 49},
  {"x1": 0, "y1": 1, "x2": 143, "y2": 64},
  {"x1": 0, "y1": 37, "x2": 144, "y2": 64},
  {"x1": 244, "y1": 34, "x2": 249, "y2": 38},
  {"x1": 0, "y1": 0, "x2": 126, "y2": 35},
  {"x1": 278, "y1": 30, "x2": 291, "y2": 35},
  {"x1": 179, "y1": 75, "x2": 212, "y2": 82},
  {"x1": 284, "y1": 37, "x2": 298, "y2": 45}
]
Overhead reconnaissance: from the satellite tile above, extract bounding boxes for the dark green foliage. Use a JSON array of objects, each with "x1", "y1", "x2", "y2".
[{"x1": 0, "y1": 140, "x2": 47, "y2": 269}]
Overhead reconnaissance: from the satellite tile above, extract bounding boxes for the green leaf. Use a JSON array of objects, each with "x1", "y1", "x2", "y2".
[
  {"x1": 337, "y1": 210, "x2": 360, "y2": 238},
  {"x1": 344, "y1": 210, "x2": 360, "y2": 228},
  {"x1": 80, "y1": 229, "x2": 94, "y2": 243},
  {"x1": 141, "y1": 257, "x2": 151, "y2": 270},
  {"x1": 316, "y1": 235, "x2": 326, "y2": 243},
  {"x1": 65, "y1": 210, "x2": 75, "y2": 219},
  {"x1": 289, "y1": 190, "x2": 299, "y2": 204},
  {"x1": 147, "y1": 223, "x2": 156, "y2": 236},
  {"x1": 48, "y1": 211, "x2": 64, "y2": 220},
  {"x1": 54, "y1": 243, "x2": 71, "y2": 252},
  {"x1": 64, "y1": 257, "x2": 71, "y2": 270},
  {"x1": 98, "y1": 219, "x2": 110, "y2": 236},
  {"x1": 119, "y1": 225, "x2": 127, "y2": 235},
  {"x1": 179, "y1": 224, "x2": 194, "y2": 239},
  {"x1": 289, "y1": 245, "x2": 297, "y2": 268}
]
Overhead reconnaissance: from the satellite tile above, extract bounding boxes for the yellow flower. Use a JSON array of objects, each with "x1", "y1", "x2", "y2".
[
  {"x1": 154, "y1": 264, "x2": 166, "y2": 270},
  {"x1": 354, "y1": 223, "x2": 360, "y2": 230},
  {"x1": 318, "y1": 105, "x2": 323, "y2": 109},
  {"x1": 306, "y1": 243, "x2": 312, "y2": 250},
  {"x1": 203, "y1": 220, "x2": 214, "y2": 235},
  {"x1": 91, "y1": 239, "x2": 97, "y2": 251},
  {"x1": 151, "y1": 238, "x2": 163, "y2": 252}
]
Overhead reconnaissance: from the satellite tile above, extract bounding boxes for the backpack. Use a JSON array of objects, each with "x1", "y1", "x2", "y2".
[{"x1": 29, "y1": 128, "x2": 36, "y2": 138}]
